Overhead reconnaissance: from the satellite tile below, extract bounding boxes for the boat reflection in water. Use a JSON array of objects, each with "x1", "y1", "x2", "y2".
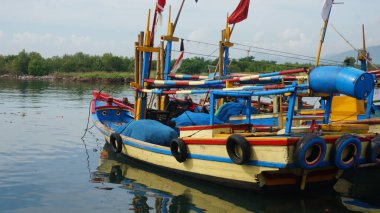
[
  {"x1": 91, "y1": 143, "x2": 353, "y2": 213},
  {"x1": 334, "y1": 166, "x2": 380, "y2": 213}
]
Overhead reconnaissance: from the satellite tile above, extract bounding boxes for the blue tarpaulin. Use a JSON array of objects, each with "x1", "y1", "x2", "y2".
[
  {"x1": 172, "y1": 111, "x2": 224, "y2": 127},
  {"x1": 215, "y1": 102, "x2": 257, "y2": 122},
  {"x1": 120, "y1": 119, "x2": 178, "y2": 146}
]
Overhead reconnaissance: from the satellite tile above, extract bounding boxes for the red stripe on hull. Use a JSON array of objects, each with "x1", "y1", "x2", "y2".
[
  {"x1": 184, "y1": 137, "x2": 300, "y2": 146},
  {"x1": 179, "y1": 124, "x2": 250, "y2": 131}
]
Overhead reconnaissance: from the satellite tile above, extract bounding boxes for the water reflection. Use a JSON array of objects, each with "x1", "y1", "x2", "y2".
[
  {"x1": 92, "y1": 143, "x2": 353, "y2": 213},
  {"x1": 334, "y1": 166, "x2": 380, "y2": 212}
]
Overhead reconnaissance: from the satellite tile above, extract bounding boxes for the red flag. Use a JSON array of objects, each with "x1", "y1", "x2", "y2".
[
  {"x1": 157, "y1": 0, "x2": 166, "y2": 13},
  {"x1": 228, "y1": 0, "x2": 250, "y2": 24}
]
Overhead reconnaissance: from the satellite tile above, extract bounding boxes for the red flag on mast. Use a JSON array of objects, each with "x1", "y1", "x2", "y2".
[
  {"x1": 157, "y1": 0, "x2": 166, "y2": 13},
  {"x1": 228, "y1": 0, "x2": 250, "y2": 24}
]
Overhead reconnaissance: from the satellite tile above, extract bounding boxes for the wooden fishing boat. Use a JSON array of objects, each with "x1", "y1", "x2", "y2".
[
  {"x1": 91, "y1": 1, "x2": 380, "y2": 191},
  {"x1": 92, "y1": 65, "x2": 380, "y2": 190}
]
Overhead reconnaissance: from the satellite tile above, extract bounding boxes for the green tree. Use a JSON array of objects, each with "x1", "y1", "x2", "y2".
[
  {"x1": 15, "y1": 50, "x2": 30, "y2": 74},
  {"x1": 28, "y1": 52, "x2": 47, "y2": 76},
  {"x1": 343, "y1": 57, "x2": 356, "y2": 67},
  {"x1": 101, "y1": 53, "x2": 124, "y2": 71}
]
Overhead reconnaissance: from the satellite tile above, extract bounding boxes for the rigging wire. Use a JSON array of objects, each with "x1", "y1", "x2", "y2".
[
  {"x1": 180, "y1": 37, "x2": 342, "y2": 64},
  {"x1": 330, "y1": 23, "x2": 379, "y2": 70},
  {"x1": 171, "y1": 48, "x2": 339, "y2": 66},
  {"x1": 233, "y1": 42, "x2": 341, "y2": 64}
]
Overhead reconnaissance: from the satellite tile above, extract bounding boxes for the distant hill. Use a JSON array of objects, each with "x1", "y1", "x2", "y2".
[{"x1": 326, "y1": 45, "x2": 380, "y2": 64}]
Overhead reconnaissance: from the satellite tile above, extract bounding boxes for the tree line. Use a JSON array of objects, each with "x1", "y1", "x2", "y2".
[
  {"x1": 0, "y1": 50, "x2": 134, "y2": 76},
  {"x1": 0, "y1": 50, "x2": 360, "y2": 77}
]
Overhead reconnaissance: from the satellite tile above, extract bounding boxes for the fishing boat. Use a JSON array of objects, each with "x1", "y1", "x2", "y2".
[{"x1": 91, "y1": 1, "x2": 380, "y2": 191}]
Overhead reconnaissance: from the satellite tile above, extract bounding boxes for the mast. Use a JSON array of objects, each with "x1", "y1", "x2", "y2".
[
  {"x1": 358, "y1": 24, "x2": 367, "y2": 71},
  {"x1": 315, "y1": 0, "x2": 334, "y2": 66}
]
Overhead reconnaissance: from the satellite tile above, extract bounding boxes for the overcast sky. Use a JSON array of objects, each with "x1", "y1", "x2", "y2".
[{"x1": 0, "y1": 0, "x2": 379, "y2": 63}]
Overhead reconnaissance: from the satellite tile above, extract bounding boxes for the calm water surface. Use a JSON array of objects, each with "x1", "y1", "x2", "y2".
[{"x1": 0, "y1": 79, "x2": 379, "y2": 213}]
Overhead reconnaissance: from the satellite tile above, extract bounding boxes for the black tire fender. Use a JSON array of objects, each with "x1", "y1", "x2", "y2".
[
  {"x1": 226, "y1": 134, "x2": 251, "y2": 165},
  {"x1": 110, "y1": 133, "x2": 123, "y2": 153},
  {"x1": 170, "y1": 138, "x2": 188, "y2": 163}
]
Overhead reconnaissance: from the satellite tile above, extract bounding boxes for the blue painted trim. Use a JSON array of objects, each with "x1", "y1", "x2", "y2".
[
  {"x1": 360, "y1": 59, "x2": 367, "y2": 71},
  {"x1": 209, "y1": 92, "x2": 215, "y2": 125},
  {"x1": 164, "y1": 41, "x2": 172, "y2": 80},
  {"x1": 141, "y1": 52, "x2": 150, "y2": 86},
  {"x1": 223, "y1": 47, "x2": 229, "y2": 76},
  {"x1": 323, "y1": 95, "x2": 333, "y2": 123},
  {"x1": 365, "y1": 88, "x2": 374, "y2": 118},
  {"x1": 343, "y1": 199, "x2": 380, "y2": 209},
  {"x1": 285, "y1": 83, "x2": 297, "y2": 134},
  {"x1": 246, "y1": 96, "x2": 252, "y2": 126},
  {"x1": 260, "y1": 71, "x2": 280, "y2": 77}
]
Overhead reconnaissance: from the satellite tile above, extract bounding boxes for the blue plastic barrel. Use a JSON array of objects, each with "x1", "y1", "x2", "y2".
[{"x1": 309, "y1": 66, "x2": 374, "y2": 100}]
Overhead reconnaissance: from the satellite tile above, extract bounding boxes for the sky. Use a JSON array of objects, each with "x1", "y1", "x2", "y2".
[{"x1": 0, "y1": 0, "x2": 379, "y2": 63}]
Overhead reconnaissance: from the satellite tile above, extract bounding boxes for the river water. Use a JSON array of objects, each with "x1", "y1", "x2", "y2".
[{"x1": 0, "y1": 79, "x2": 379, "y2": 213}]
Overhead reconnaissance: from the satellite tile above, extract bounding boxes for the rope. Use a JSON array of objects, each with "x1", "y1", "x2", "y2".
[
  {"x1": 330, "y1": 23, "x2": 380, "y2": 70},
  {"x1": 181, "y1": 37, "x2": 341, "y2": 64},
  {"x1": 171, "y1": 48, "x2": 339, "y2": 66},
  {"x1": 81, "y1": 86, "x2": 107, "y2": 140}
]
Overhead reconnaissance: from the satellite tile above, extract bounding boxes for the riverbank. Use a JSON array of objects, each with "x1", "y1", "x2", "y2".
[{"x1": 0, "y1": 71, "x2": 134, "y2": 83}]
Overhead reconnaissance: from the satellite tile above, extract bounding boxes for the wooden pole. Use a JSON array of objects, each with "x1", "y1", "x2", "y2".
[
  {"x1": 134, "y1": 39, "x2": 140, "y2": 115},
  {"x1": 315, "y1": 20, "x2": 328, "y2": 66},
  {"x1": 160, "y1": 41, "x2": 165, "y2": 79},
  {"x1": 156, "y1": 42, "x2": 164, "y2": 110},
  {"x1": 134, "y1": 40, "x2": 140, "y2": 84},
  {"x1": 138, "y1": 31, "x2": 144, "y2": 86},
  {"x1": 173, "y1": 0, "x2": 186, "y2": 33},
  {"x1": 219, "y1": 30, "x2": 224, "y2": 77}
]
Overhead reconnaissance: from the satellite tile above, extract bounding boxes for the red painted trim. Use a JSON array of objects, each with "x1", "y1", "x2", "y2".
[
  {"x1": 165, "y1": 90, "x2": 179, "y2": 94},
  {"x1": 175, "y1": 81, "x2": 190, "y2": 86},
  {"x1": 263, "y1": 85, "x2": 285, "y2": 90},
  {"x1": 279, "y1": 68, "x2": 305, "y2": 75},
  {"x1": 283, "y1": 76, "x2": 297, "y2": 81},
  {"x1": 92, "y1": 90, "x2": 134, "y2": 112},
  {"x1": 184, "y1": 135, "x2": 371, "y2": 146},
  {"x1": 368, "y1": 70, "x2": 380, "y2": 74},
  {"x1": 184, "y1": 137, "x2": 300, "y2": 146},
  {"x1": 144, "y1": 79, "x2": 155, "y2": 83},
  {"x1": 222, "y1": 78, "x2": 241, "y2": 83},
  {"x1": 95, "y1": 106, "x2": 131, "y2": 111},
  {"x1": 179, "y1": 124, "x2": 250, "y2": 131},
  {"x1": 91, "y1": 99, "x2": 96, "y2": 114}
]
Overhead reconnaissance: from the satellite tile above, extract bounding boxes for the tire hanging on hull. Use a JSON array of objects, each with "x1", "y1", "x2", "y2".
[
  {"x1": 226, "y1": 134, "x2": 251, "y2": 165},
  {"x1": 294, "y1": 134, "x2": 327, "y2": 170},
  {"x1": 170, "y1": 138, "x2": 188, "y2": 163},
  {"x1": 110, "y1": 133, "x2": 123, "y2": 153},
  {"x1": 332, "y1": 134, "x2": 362, "y2": 170}
]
